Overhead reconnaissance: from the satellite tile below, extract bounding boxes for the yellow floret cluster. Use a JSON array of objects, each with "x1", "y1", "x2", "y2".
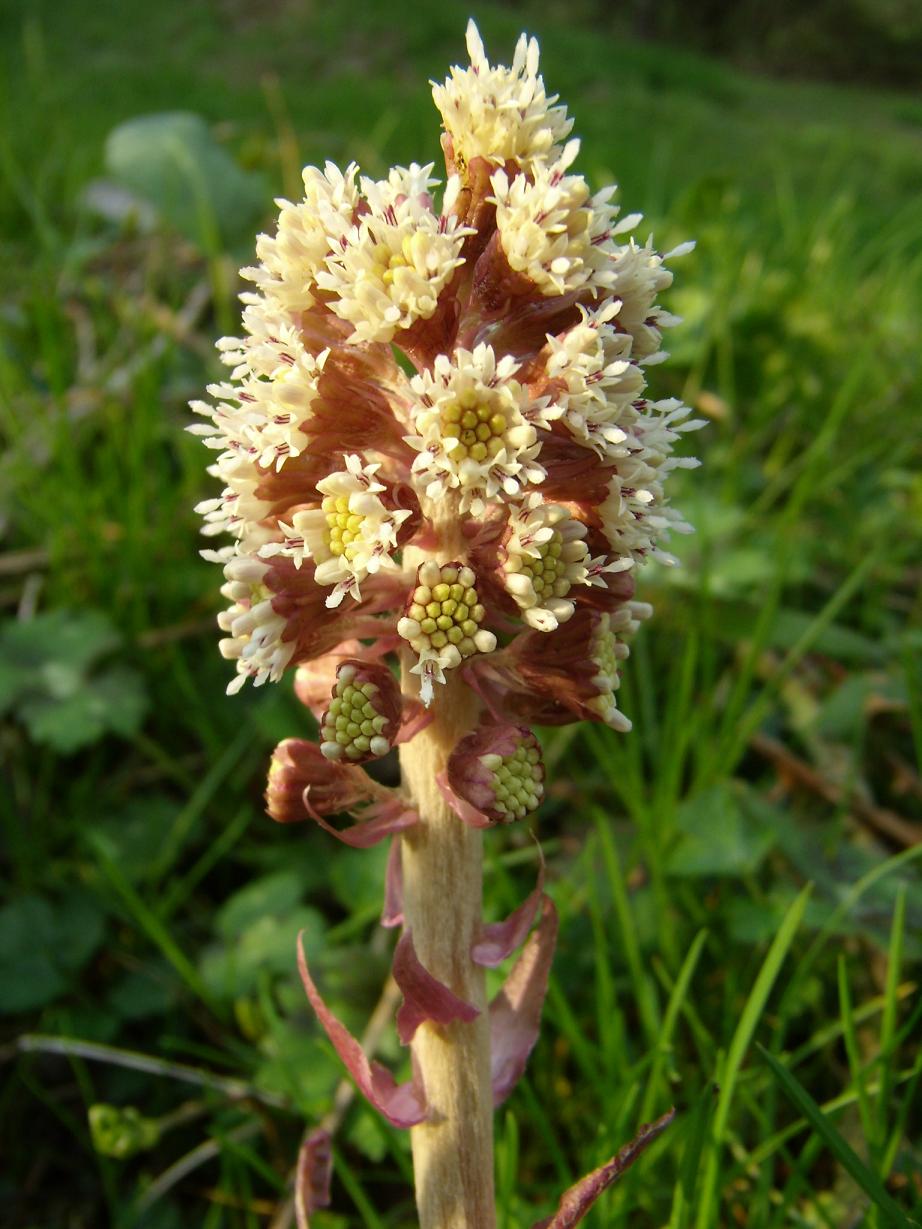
[
  {"x1": 405, "y1": 564, "x2": 487, "y2": 658},
  {"x1": 320, "y1": 668, "x2": 391, "y2": 761},
  {"x1": 441, "y1": 394, "x2": 509, "y2": 464},
  {"x1": 322, "y1": 494, "x2": 366, "y2": 560},
  {"x1": 483, "y1": 743, "x2": 544, "y2": 821},
  {"x1": 510, "y1": 532, "x2": 567, "y2": 600}
]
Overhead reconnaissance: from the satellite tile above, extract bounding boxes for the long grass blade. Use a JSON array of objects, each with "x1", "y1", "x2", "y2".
[
  {"x1": 694, "y1": 884, "x2": 811, "y2": 1227},
  {"x1": 758, "y1": 1045, "x2": 916, "y2": 1228}
]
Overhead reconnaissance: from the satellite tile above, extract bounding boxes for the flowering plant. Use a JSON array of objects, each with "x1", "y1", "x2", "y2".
[{"x1": 193, "y1": 20, "x2": 700, "y2": 1227}]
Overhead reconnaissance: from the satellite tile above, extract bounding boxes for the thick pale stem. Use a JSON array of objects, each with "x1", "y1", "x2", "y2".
[{"x1": 399, "y1": 510, "x2": 496, "y2": 1229}]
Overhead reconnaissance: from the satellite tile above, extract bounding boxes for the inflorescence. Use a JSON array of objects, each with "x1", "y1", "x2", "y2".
[
  {"x1": 193, "y1": 19, "x2": 701, "y2": 1216},
  {"x1": 193, "y1": 19, "x2": 700, "y2": 758}
]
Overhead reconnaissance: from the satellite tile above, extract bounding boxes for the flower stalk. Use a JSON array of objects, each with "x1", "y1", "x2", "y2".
[
  {"x1": 194, "y1": 18, "x2": 700, "y2": 1226},
  {"x1": 399, "y1": 509, "x2": 495, "y2": 1227}
]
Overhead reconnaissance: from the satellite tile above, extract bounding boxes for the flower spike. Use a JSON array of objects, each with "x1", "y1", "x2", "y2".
[{"x1": 195, "y1": 18, "x2": 698, "y2": 1225}]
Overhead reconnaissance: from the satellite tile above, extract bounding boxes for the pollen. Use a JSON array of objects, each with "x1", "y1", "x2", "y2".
[
  {"x1": 320, "y1": 664, "x2": 392, "y2": 761},
  {"x1": 482, "y1": 741, "x2": 544, "y2": 822},
  {"x1": 375, "y1": 239, "x2": 411, "y2": 287},
  {"x1": 440, "y1": 393, "x2": 509, "y2": 463},
  {"x1": 323, "y1": 494, "x2": 366, "y2": 561}
]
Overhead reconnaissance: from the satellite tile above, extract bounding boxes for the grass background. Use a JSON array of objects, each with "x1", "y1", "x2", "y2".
[{"x1": 1, "y1": 0, "x2": 921, "y2": 1225}]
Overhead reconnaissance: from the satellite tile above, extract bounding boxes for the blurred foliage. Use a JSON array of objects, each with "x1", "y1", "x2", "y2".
[
  {"x1": 555, "y1": 0, "x2": 922, "y2": 88},
  {"x1": 0, "y1": 0, "x2": 920, "y2": 1226},
  {"x1": 104, "y1": 112, "x2": 267, "y2": 251},
  {"x1": 0, "y1": 609, "x2": 148, "y2": 751}
]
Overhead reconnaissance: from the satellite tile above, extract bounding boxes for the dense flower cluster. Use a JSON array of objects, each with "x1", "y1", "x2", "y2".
[
  {"x1": 192, "y1": 29, "x2": 699, "y2": 725},
  {"x1": 195, "y1": 20, "x2": 699, "y2": 1225}
]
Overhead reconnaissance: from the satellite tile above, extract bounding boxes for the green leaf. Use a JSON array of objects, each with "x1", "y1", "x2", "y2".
[
  {"x1": 252, "y1": 1026, "x2": 340, "y2": 1111},
  {"x1": 666, "y1": 782, "x2": 778, "y2": 877},
  {"x1": 814, "y1": 671, "x2": 907, "y2": 741},
  {"x1": 0, "y1": 893, "x2": 105, "y2": 1012},
  {"x1": 106, "y1": 967, "x2": 176, "y2": 1021},
  {"x1": 758, "y1": 1045, "x2": 917, "y2": 1227},
  {"x1": 202, "y1": 906, "x2": 325, "y2": 998},
  {"x1": 216, "y1": 870, "x2": 305, "y2": 939},
  {"x1": 0, "y1": 657, "x2": 32, "y2": 715},
  {"x1": 347, "y1": 1108, "x2": 390, "y2": 1162},
  {"x1": 0, "y1": 610, "x2": 148, "y2": 751},
  {"x1": 329, "y1": 842, "x2": 389, "y2": 913},
  {"x1": 0, "y1": 952, "x2": 69, "y2": 1013},
  {"x1": 105, "y1": 112, "x2": 266, "y2": 248},
  {"x1": 726, "y1": 890, "x2": 834, "y2": 945},
  {"x1": 52, "y1": 891, "x2": 106, "y2": 972},
  {"x1": 20, "y1": 664, "x2": 147, "y2": 751},
  {"x1": 0, "y1": 609, "x2": 120, "y2": 674},
  {"x1": 87, "y1": 795, "x2": 178, "y2": 884}
]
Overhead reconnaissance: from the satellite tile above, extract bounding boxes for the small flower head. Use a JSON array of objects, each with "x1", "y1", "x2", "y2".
[
  {"x1": 541, "y1": 301, "x2": 644, "y2": 456},
  {"x1": 398, "y1": 561, "x2": 496, "y2": 705},
  {"x1": 319, "y1": 659, "x2": 401, "y2": 763},
  {"x1": 215, "y1": 551, "x2": 295, "y2": 694},
  {"x1": 242, "y1": 162, "x2": 360, "y2": 315},
  {"x1": 499, "y1": 603, "x2": 647, "y2": 732},
  {"x1": 407, "y1": 345, "x2": 553, "y2": 515},
  {"x1": 260, "y1": 454, "x2": 412, "y2": 607},
  {"x1": 266, "y1": 738, "x2": 372, "y2": 823},
  {"x1": 607, "y1": 237, "x2": 684, "y2": 359},
  {"x1": 491, "y1": 141, "x2": 623, "y2": 298},
  {"x1": 293, "y1": 639, "x2": 368, "y2": 720},
  {"x1": 432, "y1": 20, "x2": 573, "y2": 177},
  {"x1": 317, "y1": 167, "x2": 471, "y2": 345},
  {"x1": 584, "y1": 605, "x2": 649, "y2": 729},
  {"x1": 501, "y1": 497, "x2": 589, "y2": 631},
  {"x1": 448, "y1": 723, "x2": 545, "y2": 824}
]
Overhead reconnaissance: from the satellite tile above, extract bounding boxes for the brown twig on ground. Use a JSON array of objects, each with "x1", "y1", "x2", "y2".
[
  {"x1": 136, "y1": 617, "x2": 217, "y2": 649},
  {"x1": 751, "y1": 732, "x2": 922, "y2": 848},
  {"x1": 0, "y1": 548, "x2": 49, "y2": 576}
]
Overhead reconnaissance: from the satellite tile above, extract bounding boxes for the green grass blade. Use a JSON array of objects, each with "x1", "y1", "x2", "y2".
[
  {"x1": 779, "y1": 844, "x2": 922, "y2": 1018},
  {"x1": 694, "y1": 884, "x2": 811, "y2": 1227},
  {"x1": 88, "y1": 832, "x2": 224, "y2": 1018},
  {"x1": 758, "y1": 1045, "x2": 917, "y2": 1228},
  {"x1": 331, "y1": 1146, "x2": 388, "y2": 1229},
  {"x1": 736, "y1": 1066, "x2": 920, "y2": 1173},
  {"x1": 837, "y1": 956, "x2": 876, "y2": 1150},
  {"x1": 876, "y1": 885, "x2": 906, "y2": 1156},
  {"x1": 593, "y1": 811, "x2": 662, "y2": 1044},
  {"x1": 669, "y1": 1083, "x2": 716, "y2": 1229},
  {"x1": 639, "y1": 929, "x2": 708, "y2": 1124}
]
